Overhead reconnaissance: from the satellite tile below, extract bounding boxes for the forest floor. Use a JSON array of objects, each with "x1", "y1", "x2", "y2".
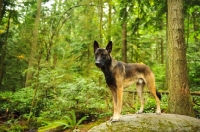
[
  {"x1": 0, "y1": 113, "x2": 200, "y2": 132},
  {"x1": 64, "y1": 117, "x2": 110, "y2": 132},
  {"x1": 0, "y1": 115, "x2": 110, "y2": 132}
]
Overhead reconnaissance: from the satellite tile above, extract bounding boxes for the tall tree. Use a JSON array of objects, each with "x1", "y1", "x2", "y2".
[
  {"x1": 0, "y1": 0, "x2": 3, "y2": 21},
  {"x1": 99, "y1": 0, "x2": 103, "y2": 44},
  {"x1": 0, "y1": 0, "x2": 6, "y2": 22},
  {"x1": 122, "y1": 23, "x2": 127, "y2": 62},
  {"x1": 167, "y1": 0, "x2": 194, "y2": 116},
  {"x1": 0, "y1": 0, "x2": 13, "y2": 90},
  {"x1": 107, "y1": 0, "x2": 112, "y2": 41},
  {"x1": 25, "y1": 0, "x2": 42, "y2": 87},
  {"x1": 120, "y1": 1, "x2": 128, "y2": 62}
]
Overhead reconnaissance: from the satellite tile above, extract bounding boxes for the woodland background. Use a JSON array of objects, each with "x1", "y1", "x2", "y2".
[{"x1": 0, "y1": 0, "x2": 200, "y2": 131}]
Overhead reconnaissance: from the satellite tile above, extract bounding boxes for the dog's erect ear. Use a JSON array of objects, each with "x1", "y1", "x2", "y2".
[
  {"x1": 106, "y1": 41, "x2": 112, "y2": 53},
  {"x1": 94, "y1": 40, "x2": 99, "y2": 53}
]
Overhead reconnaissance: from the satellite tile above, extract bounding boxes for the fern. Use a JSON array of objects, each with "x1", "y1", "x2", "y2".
[{"x1": 63, "y1": 111, "x2": 87, "y2": 129}]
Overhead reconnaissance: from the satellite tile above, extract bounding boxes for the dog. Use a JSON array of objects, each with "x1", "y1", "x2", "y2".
[{"x1": 93, "y1": 40, "x2": 161, "y2": 122}]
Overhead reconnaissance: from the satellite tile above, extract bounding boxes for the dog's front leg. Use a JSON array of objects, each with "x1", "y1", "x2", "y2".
[
  {"x1": 110, "y1": 89, "x2": 117, "y2": 121},
  {"x1": 110, "y1": 87, "x2": 123, "y2": 122}
]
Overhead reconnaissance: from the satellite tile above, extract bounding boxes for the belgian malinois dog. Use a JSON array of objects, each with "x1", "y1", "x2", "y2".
[{"x1": 94, "y1": 40, "x2": 161, "y2": 122}]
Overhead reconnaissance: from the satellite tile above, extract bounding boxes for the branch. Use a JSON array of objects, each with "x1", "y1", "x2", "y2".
[{"x1": 50, "y1": 4, "x2": 98, "y2": 41}]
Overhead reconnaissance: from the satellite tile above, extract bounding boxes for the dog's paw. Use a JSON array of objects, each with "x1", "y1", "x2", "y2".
[
  {"x1": 136, "y1": 111, "x2": 143, "y2": 114},
  {"x1": 156, "y1": 111, "x2": 161, "y2": 115},
  {"x1": 110, "y1": 116, "x2": 119, "y2": 122},
  {"x1": 111, "y1": 118, "x2": 119, "y2": 122}
]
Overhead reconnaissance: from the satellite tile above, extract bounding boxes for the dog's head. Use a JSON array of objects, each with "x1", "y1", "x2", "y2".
[{"x1": 93, "y1": 41, "x2": 112, "y2": 68}]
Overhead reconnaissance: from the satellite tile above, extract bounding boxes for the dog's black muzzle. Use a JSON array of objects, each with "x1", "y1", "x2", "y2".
[
  {"x1": 95, "y1": 60, "x2": 104, "y2": 68},
  {"x1": 95, "y1": 55, "x2": 104, "y2": 68},
  {"x1": 95, "y1": 57, "x2": 104, "y2": 68}
]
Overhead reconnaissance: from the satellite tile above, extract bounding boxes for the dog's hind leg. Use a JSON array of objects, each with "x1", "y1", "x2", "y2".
[
  {"x1": 146, "y1": 73, "x2": 161, "y2": 115},
  {"x1": 149, "y1": 87, "x2": 161, "y2": 114},
  {"x1": 136, "y1": 80, "x2": 145, "y2": 114}
]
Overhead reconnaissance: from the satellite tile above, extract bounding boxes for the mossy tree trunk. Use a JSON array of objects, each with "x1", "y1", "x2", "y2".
[
  {"x1": 107, "y1": 0, "x2": 112, "y2": 42},
  {"x1": 99, "y1": 0, "x2": 103, "y2": 44},
  {"x1": 121, "y1": 2, "x2": 127, "y2": 63},
  {"x1": 167, "y1": 0, "x2": 194, "y2": 116},
  {"x1": 0, "y1": 9, "x2": 11, "y2": 90},
  {"x1": 25, "y1": 0, "x2": 42, "y2": 87},
  {"x1": 122, "y1": 23, "x2": 127, "y2": 63}
]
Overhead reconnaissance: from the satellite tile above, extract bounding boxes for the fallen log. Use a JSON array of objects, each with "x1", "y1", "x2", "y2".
[{"x1": 124, "y1": 90, "x2": 200, "y2": 96}]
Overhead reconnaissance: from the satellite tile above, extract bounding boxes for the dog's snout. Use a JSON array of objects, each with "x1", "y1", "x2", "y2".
[
  {"x1": 95, "y1": 61, "x2": 101, "y2": 67},
  {"x1": 95, "y1": 56, "x2": 103, "y2": 68}
]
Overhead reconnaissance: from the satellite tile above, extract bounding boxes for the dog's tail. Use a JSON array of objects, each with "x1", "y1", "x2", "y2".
[{"x1": 156, "y1": 89, "x2": 162, "y2": 100}]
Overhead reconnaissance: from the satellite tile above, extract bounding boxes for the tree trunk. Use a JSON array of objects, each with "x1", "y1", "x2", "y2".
[
  {"x1": 122, "y1": 23, "x2": 127, "y2": 62},
  {"x1": 160, "y1": 38, "x2": 164, "y2": 64},
  {"x1": 25, "y1": 0, "x2": 42, "y2": 87},
  {"x1": 121, "y1": 2, "x2": 127, "y2": 63},
  {"x1": 167, "y1": 0, "x2": 194, "y2": 116},
  {"x1": 0, "y1": 9, "x2": 11, "y2": 90},
  {"x1": 0, "y1": 0, "x2": 3, "y2": 85},
  {"x1": 192, "y1": 9, "x2": 199, "y2": 86},
  {"x1": 0, "y1": 0, "x2": 3, "y2": 21},
  {"x1": 107, "y1": 0, "x2": 112, "y2": 41},
  {"x1": 99, "y1": 0, "x2": 103, "y2": 44},
  {"x1": 192, "y1": 10, "x2": 199, "y2": 46}
]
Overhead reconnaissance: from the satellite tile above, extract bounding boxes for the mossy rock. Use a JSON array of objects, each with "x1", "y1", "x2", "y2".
[{"x1": 88, "y1": 113, "x2": 200, "y2": 132}]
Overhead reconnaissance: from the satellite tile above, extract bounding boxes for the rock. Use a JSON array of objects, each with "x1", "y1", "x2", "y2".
[{"x1": 88, "y1": 113, "x2": 200, "y2": 132}]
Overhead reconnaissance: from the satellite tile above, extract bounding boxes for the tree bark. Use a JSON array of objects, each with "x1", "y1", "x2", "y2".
[
  {"x1": 107, "y1": 0, "x2": 112, "y2": 41},
  {"x1": 192, "y1": 9, "x2": 199, "y2": 86},
  {"x1": 121, "y1": 2, "x2": 127, "y2": 63},
  {"x1": 0, "y1": 9, "x2": 11, "y2": 90},
  {"x1": 99, "y1": 0, "x2": 103, "y2": 44},
  {"x1": 192, "y1": 9, "x2": 199, "y2": 46},
  {"x1": 167, "y1": 0, "x2": 194, "y2": 116},
  {"x1": 122, "y1": 23, "x2": 127, "y2": 62},
  {"x1": 25, "y1": 0, "x2": 42, "y2": 87},
  {"x1": 160, "y1": 38, "x2": 164, "y2": 64},
  {"x1": 0, "y1": 0, "x2": 3, "y2": 21}
]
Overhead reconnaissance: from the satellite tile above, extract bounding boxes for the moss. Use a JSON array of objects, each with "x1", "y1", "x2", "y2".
[{"x1": 88, "y1": 114, "x2": 200, "y2": 132}]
